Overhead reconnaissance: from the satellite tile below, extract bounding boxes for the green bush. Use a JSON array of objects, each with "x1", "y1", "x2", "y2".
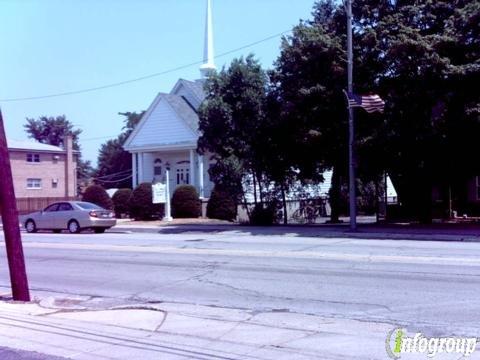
[
  {"x1": 82, "y1": 184, "x2": 113, "y2": 210},
  {"x1": 129, "y1": 183, "x2": 164, "y2": 220},
  {"x1": 171, "y1": 185, "x2": 201, "y2": 218},
  {"x1": 249, "y1": 203, "x2": 278, "y2": 226},
  {"x1": 112, "y1": 188, "x2": 132, "y2": 218},
  {"x1": 207, "y1": 186, "x2": 237, "y2": 221}
]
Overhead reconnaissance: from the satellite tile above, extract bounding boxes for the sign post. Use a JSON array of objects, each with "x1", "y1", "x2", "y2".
[{"x1": 163, "y1": 164, "x2": 173, "y2": 222}]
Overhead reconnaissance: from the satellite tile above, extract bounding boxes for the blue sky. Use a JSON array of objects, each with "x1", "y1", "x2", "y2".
[{"x1": 0, "y1": 0, "x2": 316, "y2": 164}]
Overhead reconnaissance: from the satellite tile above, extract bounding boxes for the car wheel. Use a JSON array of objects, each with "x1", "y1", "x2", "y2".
[
  {"x1": 25, "y1": 220, "x2": 37, "y2": 233},
  {"x1": 94, "y1": 228, "x2": 106, "y2": 234},
  {"x1": 68, "y1": 220, "x2": 81, "y2": 234}
]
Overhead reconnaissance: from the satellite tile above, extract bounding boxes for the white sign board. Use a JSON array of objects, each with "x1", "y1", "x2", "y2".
[{"x1": 152, "y1": 183, "x2": 166, "y2": 204}]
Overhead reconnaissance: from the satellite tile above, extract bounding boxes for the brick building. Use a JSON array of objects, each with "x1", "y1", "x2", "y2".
[{"x1": 7, "y1": 136, "x2": 78, "y2": 212}]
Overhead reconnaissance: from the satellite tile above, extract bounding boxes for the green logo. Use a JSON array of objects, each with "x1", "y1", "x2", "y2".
[
  {"x1": 385, "y1": 327, "x2": 477, "y2": 358},
  {"x1": 386, "y1": 328, "x2": 403, "y2": 359}
]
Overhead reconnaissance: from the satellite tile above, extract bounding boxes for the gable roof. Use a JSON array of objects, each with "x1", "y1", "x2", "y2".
[
  {"x1": 171, "y1": 79, "x2": 206, "y2": 105},
  {"x1": 123, "y1": 92, "x2": 199, "y2": 151},
  {"x1": 7, "y1": 138, "x2": 64, "y2": 153},
  {"x1": 124, "y1": 78, "x2": 207, "y2": 151},
  {"x1": 162, "y1": 94, "x2": 199, "y2": 133}
]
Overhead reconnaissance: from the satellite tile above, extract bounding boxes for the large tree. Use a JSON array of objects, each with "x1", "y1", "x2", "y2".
[
  {"x1": 272, "y1": 3, "x2": 353, "y2": 222},
  {"x1": 95, "y1": 111, "x2": 143, "y2": 189},
  {"x1": 351, "y1": 0, "x2": 480, "y2": 220},
  {"x1": 24, "y1": 115, "x2": 94, "y2": 184},
  {"x1": 273, "y1": 0, "x2": 479, "y2": 222},
  {"x1": 198, "y1": 56, "x2": 269, "y2": 203}
]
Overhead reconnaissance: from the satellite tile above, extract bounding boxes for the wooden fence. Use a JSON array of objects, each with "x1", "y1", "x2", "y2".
[{"x1": 14, "y1": 197, "x2": 79, "y2": 215}]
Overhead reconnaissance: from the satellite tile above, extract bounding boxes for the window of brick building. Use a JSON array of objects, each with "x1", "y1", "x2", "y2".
[
  {"x1": 27, "y1": 178, "x2": 42, "y2": 189},
  {"x1": 27, "y1": 153, "x2": 40, "y2": 163}
]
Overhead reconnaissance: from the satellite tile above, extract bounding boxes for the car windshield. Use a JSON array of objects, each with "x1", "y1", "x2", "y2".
[{"x1": 75, "y1": 202, "x2": 104, "y2": 210}]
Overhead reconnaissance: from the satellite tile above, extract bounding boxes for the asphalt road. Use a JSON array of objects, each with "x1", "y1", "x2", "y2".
[
  {"x1": 0, "y1": 347, "x2": 67, "y2": 360},
  {"x1": 1, "y1": 229, "x2": 480, "y2": 338}
]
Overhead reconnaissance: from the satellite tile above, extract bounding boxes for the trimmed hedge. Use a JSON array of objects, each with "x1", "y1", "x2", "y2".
[
  {"x1": 112, "y1": 188, "x2": 132, "y2": 218},
  {"x1": 82, "y1": 184, "x2": 113, "y2": 210},
  {"x1": 129, "y1": 183, "x2": 164, "y2": 220},
  {"x1": 171, "y1": 185, "x2": 201, "y2": 218},
  {"x1": 207, "y1": 186, "x2": 237, "y2": 221},
  {"x1": 249, "y1": 203, "x2": 278, "y2": 226}
]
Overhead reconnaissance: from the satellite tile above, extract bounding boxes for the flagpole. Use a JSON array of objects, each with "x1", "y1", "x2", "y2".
[{"x1": 346, "y1": 0, "x2": 357, "y2": 231}]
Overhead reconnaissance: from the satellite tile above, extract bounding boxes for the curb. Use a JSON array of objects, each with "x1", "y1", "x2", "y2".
[
  {"x1": 108, "y1": 225, "x2": 480, "y2": 243},
  {"x1": 4, "y1": 223, "x2": 479, "y2": 243}
]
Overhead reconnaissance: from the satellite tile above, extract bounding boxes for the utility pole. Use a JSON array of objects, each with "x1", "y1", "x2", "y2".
[
  {"x1": 346, "y1": 0, "x2": 357, "y2": 231},
  {"x1": 0, "y1": 109, "x2": 30, "y2": 301}
]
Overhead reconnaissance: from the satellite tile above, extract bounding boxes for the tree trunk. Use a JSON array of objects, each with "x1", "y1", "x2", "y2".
[
  {"x1": 281, "y1": 183, "x2": 288, "y2": 225},
  {"x1": 252, "y1": 172, "x2": 258, "y2": 205},
  {"x1": 257, "y1": 173, "x2": 264, "y2": 204},
  {"x1": 329, "y1": 166, "x2": 342, "y2": 223}
]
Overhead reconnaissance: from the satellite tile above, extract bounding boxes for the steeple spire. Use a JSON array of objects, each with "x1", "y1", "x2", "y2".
[{"x1": 200, "y1": 0, "x2": 215, "y2": 78}]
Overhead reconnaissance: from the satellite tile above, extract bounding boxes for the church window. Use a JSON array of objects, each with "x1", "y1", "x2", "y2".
[{"x1": 154, "y1": 158, "x2": 162, "y2": 176}]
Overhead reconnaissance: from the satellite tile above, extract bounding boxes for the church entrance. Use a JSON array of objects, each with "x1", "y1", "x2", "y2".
[{"x1": 175, "y1": 161, "x2": 190, "y2": 185}]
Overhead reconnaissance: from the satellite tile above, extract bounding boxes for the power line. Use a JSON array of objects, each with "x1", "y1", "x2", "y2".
[
  {"x1": 94, "y1": 169, "x2": 132, "y2": 180},
  {"x1": 82, "y1": 136, "x2": 116, "y2": 142},
  {"x1": 0, "y1": 30, "x2": 291, "y2": 103},
  {"x1": 94, "y1": 174, "x2": 133, "y2": 184}
]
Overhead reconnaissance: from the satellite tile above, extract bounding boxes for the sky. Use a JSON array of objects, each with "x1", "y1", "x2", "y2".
[{"x1": 0, "y1": 0, "x2": 316, "y2": 165}]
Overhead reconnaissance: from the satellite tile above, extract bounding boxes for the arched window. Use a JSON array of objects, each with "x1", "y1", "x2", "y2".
[{"x1": 154, "y1": 158, "x2": 162, "y2": 176}]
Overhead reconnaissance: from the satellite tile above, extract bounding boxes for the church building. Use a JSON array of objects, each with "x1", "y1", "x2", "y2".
[{"x1": 124, "y1": 0, "x2": 216, "y2": 199}]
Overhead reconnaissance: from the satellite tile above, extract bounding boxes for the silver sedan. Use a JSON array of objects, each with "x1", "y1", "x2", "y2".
[{"x1": 21, "y1": 201, "x2": 116, "y2": 234}]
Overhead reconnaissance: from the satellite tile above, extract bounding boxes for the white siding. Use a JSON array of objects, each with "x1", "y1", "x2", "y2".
[
  {"x1": 142, "y1": 153, "x2": 155, "y2": 183},
  {"x1": 128, "y1": 99, "x2": 197, "y2": 148}
]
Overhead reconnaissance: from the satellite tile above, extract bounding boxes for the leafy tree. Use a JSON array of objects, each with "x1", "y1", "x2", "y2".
[
  {"x1": 95, "y1": 111, "x2": 143, "y2": 189},
  {"x1": 350, "y1": 0, "x2": 480, "y2": 221},
  {"x1": 24, "y1": 115, "x2": 82, "y2": 149},
  {"x1": 272, "y1": 10, "x2": 349, "y2": 222},
  {"x1": 24, "y1": 115, "x2": 94, "y2": 185},
  {"x1": 198, "y1": 55, "x2": 270, "y2": 204},
  {"x1": 199, "y1": 55, "x2": 303, "y2": 223},
  {"x1": 275, "y1": 0, "x2": 480, "y2": 222}
]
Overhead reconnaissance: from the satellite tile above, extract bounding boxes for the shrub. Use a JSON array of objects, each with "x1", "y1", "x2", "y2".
[
  {"x1": 82, "y1": 184, "x2": 113, "y2": 210},
  {"x1": 171, "y1": 185, "x2": 201, "y2": 218},
  {"x1": 112, "y1": 188, "x2": 132, "y2": 218},
  {"x1": 249, "y1": 202, "x2": 278, "y2": 226},
  {"x1": 207, "y1": 186, "x2": 237, "y2": 221},
  {"x1": 129, "y1": 183, "x2": 164, "y2": 220}
]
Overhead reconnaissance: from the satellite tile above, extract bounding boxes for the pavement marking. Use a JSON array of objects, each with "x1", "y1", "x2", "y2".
[{"x1": 16, "y1": 242, "x2": 480, "y2": 266}]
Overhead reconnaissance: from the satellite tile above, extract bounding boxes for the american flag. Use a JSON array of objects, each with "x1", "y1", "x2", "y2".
[{"x1": 347, "y1": 92, "x2": 385, "y2": 113}]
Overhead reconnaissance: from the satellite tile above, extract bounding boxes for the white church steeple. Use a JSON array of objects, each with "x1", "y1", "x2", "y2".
[{"x1": 200, "y1": 0, "x2": 216, "y2": 78}]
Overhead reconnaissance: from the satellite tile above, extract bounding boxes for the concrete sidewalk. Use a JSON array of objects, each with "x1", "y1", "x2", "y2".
[
  {"x1": 0, "y1": 297, "x2": 399, "y2": 360},
  {"x1": 2, "y1": 217, "x2": 480, "y2": 242},
  {"x1": 109, "y1": 220, "x2": 480, "y2": 242}
]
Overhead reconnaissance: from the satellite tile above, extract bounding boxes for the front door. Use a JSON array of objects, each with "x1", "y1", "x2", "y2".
[{"x1": 175, "y1": 161, "x2": 190, "y2": 186}]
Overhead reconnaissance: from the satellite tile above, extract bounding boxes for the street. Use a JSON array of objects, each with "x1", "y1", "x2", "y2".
[
  {"x1": 1, "y1": 229, "x2": 480, "y2": 358},
  {"x1": 2, "y1": 230, "x2": 480, "y2": 334}
]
